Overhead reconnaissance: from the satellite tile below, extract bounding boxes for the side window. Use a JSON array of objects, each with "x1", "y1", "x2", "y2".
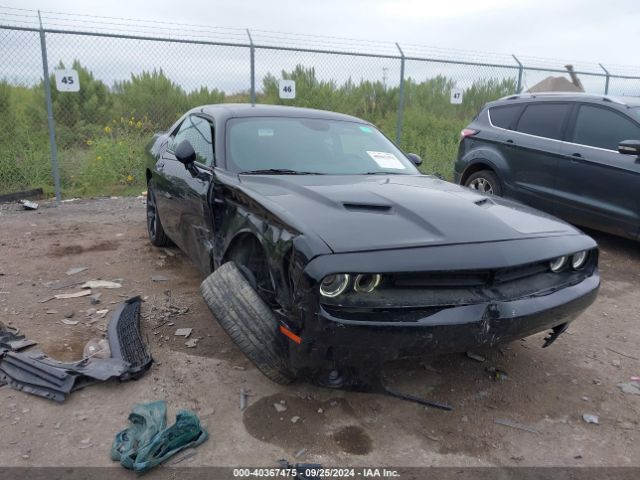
[
  {"x1": 171, "y1": 115, "x2": 214, "y2": 166},
  {"x1": 573, "y1": 105, "x2": 640, "y2": 151},
  {"x1": 488, "y1": 105, "x2": 522, "y2": 129},
  {"x1": 516, "y1": 103, "x2": 569, "y2": 140}
]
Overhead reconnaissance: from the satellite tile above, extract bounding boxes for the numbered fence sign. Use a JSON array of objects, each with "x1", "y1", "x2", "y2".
[
  {"x1": 54, "y1": 69, "x2": 80, "y2": 92},
  {"x1": 450, "y1": 87, "x2": 463, "y2": 105},
  {"x1": 279, "y1": 79, "x2": 296, "y2": 99}
]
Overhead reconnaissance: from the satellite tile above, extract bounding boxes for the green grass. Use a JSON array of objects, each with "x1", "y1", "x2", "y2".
[{"x1": 0, "y1": 65, "x2": 516, "y2": 197}]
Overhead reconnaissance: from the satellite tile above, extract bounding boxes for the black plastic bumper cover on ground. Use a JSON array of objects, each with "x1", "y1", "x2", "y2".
[{"x1": 0, "y1": 296, "x2": 152, "y2": 402}]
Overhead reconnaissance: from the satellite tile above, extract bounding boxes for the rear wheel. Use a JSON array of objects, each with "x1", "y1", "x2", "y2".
[
  {"x1": 465, "y1": 170, "x2": 502, "y2": 196},
  {"x1": 146, "y1": 184, "x2": 172, "y2": 247},
  {"x1": 200, "y1": 261, "x2": 294, "y2": 385}
]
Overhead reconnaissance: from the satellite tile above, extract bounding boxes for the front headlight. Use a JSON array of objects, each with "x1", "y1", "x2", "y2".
[
  {"x1": 549, "y1": 256, "x2": 568, "y2": 272},
  {"x1": 571, "y1": 250, "x2": 588, "y2": 269},
  {"x1": 353, "y1": 274, "x2": 382, "y2": 293},
  {"x1": 320, "y1": 274, "x2": 350, "y2": 297}
]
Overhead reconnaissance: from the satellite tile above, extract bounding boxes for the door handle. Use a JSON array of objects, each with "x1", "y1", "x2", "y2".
[
  {"x1": 504, "y1": 139, "x2": 515, "y2": 145},
  {"x1": 568, "y1": 153, "x2": 583, "y2": 163}
]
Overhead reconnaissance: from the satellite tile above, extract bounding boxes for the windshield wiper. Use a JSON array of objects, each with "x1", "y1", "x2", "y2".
[{"x1": 239, "y1": 169, "x2": 324, "y2": 175}]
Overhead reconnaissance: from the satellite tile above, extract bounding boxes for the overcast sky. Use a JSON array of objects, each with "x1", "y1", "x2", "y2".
[{"x1": 9, "y1": 0, "x2": 640, "y2": 70}]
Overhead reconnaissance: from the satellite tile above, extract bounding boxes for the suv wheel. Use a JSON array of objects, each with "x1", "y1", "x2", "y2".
[{"x1": 465, "y1": 170, "x2": 502, "y2": 196}]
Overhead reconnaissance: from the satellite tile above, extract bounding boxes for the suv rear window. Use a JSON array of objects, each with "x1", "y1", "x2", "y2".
[
  {"x1": 488, "y1": 105, "x2": 521, "y2": 129},
  {"x1": 573, "y1": 105, "x2": 640, "y2": 150},
  {"x1": 516, "y1": 103, "x2": 569, "y2": 140}
]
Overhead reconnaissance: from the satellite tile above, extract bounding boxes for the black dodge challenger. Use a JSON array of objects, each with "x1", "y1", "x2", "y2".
[{"x1": 145, "y1": 104, "x2": 599, "y2": 397}]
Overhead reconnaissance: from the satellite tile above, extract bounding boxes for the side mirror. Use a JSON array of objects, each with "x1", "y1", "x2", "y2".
[
  {"x1": 175, "y1": 139, "x2": 196, "y2": 166},
  {"x1": 618, "y1": 139, "x2": 640, "y2": 156},
  {"x1": 406, "y1": 152, "x2": 423, "y2": 166}
]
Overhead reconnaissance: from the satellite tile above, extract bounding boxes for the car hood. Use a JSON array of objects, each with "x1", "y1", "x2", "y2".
[{"x1": 237, "y1": 174, "x2": 581, "y2": 253}]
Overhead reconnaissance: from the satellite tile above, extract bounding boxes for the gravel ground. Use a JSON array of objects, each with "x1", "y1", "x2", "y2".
[{"x1": 0, "y1": 196, "x2": 638, "y2": 471}]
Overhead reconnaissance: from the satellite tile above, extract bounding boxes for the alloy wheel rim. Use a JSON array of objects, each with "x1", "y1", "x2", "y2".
[
  {"x1": 469, "y1": 177, "x2": 494, "y2": 194},
  {"x1": 146, "y1": 190, "x2": 157, "y2": 238}
]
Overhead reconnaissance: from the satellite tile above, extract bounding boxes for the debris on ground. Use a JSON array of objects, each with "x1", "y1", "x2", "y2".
[
  {"x1": 291, "y1": 416, "x2": 301, "y2": 424},
  {"x1": 494, "y1": 418, "x2": 539, "y2": 434},
  {"x1": 90, "y1": 294, "x2": 102, "y2": 305},
  {"x1": 151, "y1": 275, "x2": 169, "y2": 283},
  {"x1": 240, "y1": 388, "x2": 248, "y2": 410},
  {"x1": 185, "y1": 338, "x2": 198, "y2": 348},
  {"x1": 0, "y1": 296, "x2": 152, "y2": 402},
  {"x1": 81, "y1": 280, "x2": 122, "y2": 289},
  {"x1": 174, "y1": 328, "x2": 192, "y2": 338},
  {"x1": 274, "y1": 402, "x2": 287, "y2": 413},
  {"x1": 54, "y1": 289, "x2": 92, "y2": 299},
  {"x1": 96, "y1": 309, "x2": 110, "y2": 318},
  {"x1": 61, "y1": 319, "x2": 79, "y2": 326},
  {"x1": 0, "y1": 322, "x2": 37, "y2": 351},
  {"x1": 617, "y1": 381, "x2": 640, "y2": 395},
  {"x1": 64, "y1": 312, "x2": 74, "y2": 319},
  {"x1": 18, "y1": 199, "x2": 39, "y2": 210},
  {"x1": 486, "y1": 366, "x2": 509, "y2": 381},
  {"x1": 466, "y1": 351, "x2": 486, "y2": 362},
  {"x1": 294, "y1": 448, "x2": 307, "y2": 458},
  {"x1": 65, "y1": 267, "x2": 88, "y2": 276},
  {"x1": 582, "y1": 414, "x2": 600, "y2": 424},
  {"x1": 111, "y1": 400, "x2": 208, "y2": 473},
  {"x1": 83, "y1": 338, "x2": 111, "y2": 359}
]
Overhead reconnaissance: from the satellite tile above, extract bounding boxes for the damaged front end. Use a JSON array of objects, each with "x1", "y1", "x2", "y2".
[
  {"x1": 278, "y1": 239, "x2": 600, "y2": 400},
  {"x1": 0, "y1": 296, "x2": 152, "y2": 402}
]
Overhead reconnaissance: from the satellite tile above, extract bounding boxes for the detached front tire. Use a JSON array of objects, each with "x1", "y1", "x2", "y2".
[
  {"x1": 465, "y1": 170, "x2": 502, "y2": 196},
  {"x1": 200, "y1": 262, "x2": 295, "y2": 385}
]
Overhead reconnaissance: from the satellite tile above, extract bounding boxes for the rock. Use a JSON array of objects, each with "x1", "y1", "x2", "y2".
[
  {"x1": 617, "y1": 382, "x2": 640, "y2": 395},
  {"x1": 61, "y1": 319, "x2": 79, "y2": 326},
  {"x1": 64, "y1": 311, "x2": 74, "y2": 319},
  {"x1": 273, "y1": 403, "x2": 287, "y2": 413},
  {"x1": 612, "y1": 359, "x2": 621, "y2": 368},
  {"x1": 89, "y1": 294, "x2": 102, "y2": 305},
  {"x1": 291, "y1": 416, "x2": 301, "y2": 424},
  {"x1": 317, "y1": 408, "x2": 324, "y2": 414},
  {"x1": 582, "y1": 414, "x2": 599, "y2": 424},
  {"x1": 185, "y1": 339, "x2": 198, "y2": 348}
]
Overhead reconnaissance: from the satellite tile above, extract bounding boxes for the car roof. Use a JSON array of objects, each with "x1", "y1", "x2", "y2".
[
  {"x1": 488, "y1": 92, "x2": 640, "y2": 108},
  {"x1": 192, "y1": 103, "x2": 369, "y2": 124}
]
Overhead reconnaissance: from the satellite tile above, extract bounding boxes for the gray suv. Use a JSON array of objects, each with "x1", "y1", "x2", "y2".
[{"x1": 454, "y1": 93, "x2": 640, "y2": 240}]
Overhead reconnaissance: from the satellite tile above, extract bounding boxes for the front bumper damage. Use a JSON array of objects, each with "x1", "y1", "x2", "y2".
[
  {"x1": 0, "y1": 296, "x2": 152, "y2": 402},
  {"x1": 282, "y1": 237, "x2": 600, "y2": 405}
]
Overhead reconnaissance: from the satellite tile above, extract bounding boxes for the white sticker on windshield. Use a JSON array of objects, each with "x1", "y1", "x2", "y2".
[
  {"x1": 258, "y1": 128, "x2": 274, "y2": 137},
  {"x1": 366, "y1": 151, "x2": 406, "y2": 169}
]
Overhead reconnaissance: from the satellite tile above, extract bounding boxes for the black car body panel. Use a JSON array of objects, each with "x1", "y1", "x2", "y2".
[
  {"x1": 455, "y1": 93, "x2": 640, "y2": 240},
  {"x1": 147, "y1": 104, "x2": 599, "y2": 384}
]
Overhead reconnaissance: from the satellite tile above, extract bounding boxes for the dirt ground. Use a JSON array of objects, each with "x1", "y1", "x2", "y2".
[{"x1": 0, "y1": 197, "x2": 638, "y2": 470}]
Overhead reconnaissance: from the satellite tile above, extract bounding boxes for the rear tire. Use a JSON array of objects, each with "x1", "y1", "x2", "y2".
[
  {"x1": 146, "y1": 183, "x2": 172, "y2": 247},
  {"x1": 465, "y1": 170, "x2": 502, "y2": 196},
  {"x1": 200, "y1": 262, "x2": 295, "y2": 385}
]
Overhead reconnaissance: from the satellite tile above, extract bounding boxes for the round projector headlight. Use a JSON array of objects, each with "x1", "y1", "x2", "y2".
[
  {"x1": 571, "y1": 251, "x2": 588, "y2": 269},
  {"x1": 549, "y1": 256, "x2": 568, "y2": 272},
  {"x1": 320, "y1": 274, "x2": 350, "y2": 298},
  {"x1": 353, "y1": 274, "x2": 382, "y2": 293}
]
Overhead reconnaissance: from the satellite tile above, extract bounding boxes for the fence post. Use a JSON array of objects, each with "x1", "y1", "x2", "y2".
[
  {"x1": 599, "y1": 63, "x2": 610, "y2": 95},
  {"x1": 395, "y1": 42, "x2": 405, "y2": 145},
  {"x1": 37, "y1": 11, "x2": 61, "y2": 201},
  {"x1": 246, "y1": 29, "x2": 256, "y2": 105},
  {"x1": 512, "y1": 54, "x2": 523, "y2": 94}
]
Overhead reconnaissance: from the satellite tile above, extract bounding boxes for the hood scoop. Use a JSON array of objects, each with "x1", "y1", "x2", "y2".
[{"x1": 342, "y1": 202, "x2": 392, "y2": 213}]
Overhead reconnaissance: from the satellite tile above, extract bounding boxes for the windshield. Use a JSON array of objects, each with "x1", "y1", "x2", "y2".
[{"x1": 226, "y1": 117, "x2": 420, "y2": 175}]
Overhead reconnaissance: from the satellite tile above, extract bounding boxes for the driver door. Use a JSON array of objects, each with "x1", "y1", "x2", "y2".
[{"x1": 163, "y1": 114, "x2": 216, "y2": 271}]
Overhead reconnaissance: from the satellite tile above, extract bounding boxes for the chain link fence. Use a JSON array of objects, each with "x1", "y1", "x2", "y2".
[{"x1": 1, "y1": 7, "x2": 639, "y2": 198}]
